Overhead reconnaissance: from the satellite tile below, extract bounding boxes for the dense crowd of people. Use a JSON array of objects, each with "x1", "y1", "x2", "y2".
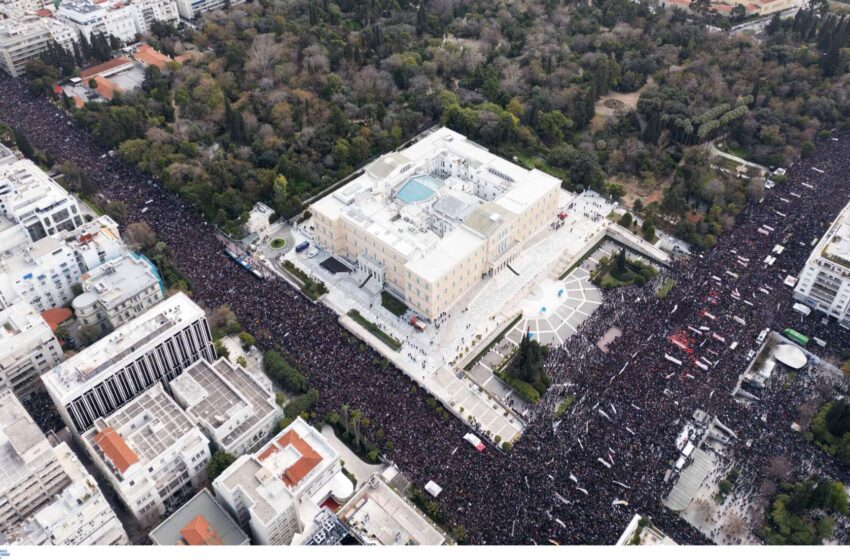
[{"x1": 0, "y1": 73, "x2": 848, "y2": 545}]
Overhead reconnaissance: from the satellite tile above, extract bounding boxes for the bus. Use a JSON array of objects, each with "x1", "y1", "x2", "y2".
[{"x1": 783, "y1": 328, "x2": 809, "y2": 346}]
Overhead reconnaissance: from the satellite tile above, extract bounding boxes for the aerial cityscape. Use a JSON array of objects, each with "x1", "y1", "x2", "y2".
[{"x1": 0, "y1": 0, "x2": 847, "y2": 553}]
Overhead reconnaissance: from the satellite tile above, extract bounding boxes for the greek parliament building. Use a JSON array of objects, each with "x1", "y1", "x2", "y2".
[
  {"x1": 41, "y1": 292, "x2": 215, "y2": 434},
  {"x1": 794, "y1": 200, "x2": 850, "y2": 327},
  {"x1": 310, "y1": 127, "x2": 561, "y2": 320}
]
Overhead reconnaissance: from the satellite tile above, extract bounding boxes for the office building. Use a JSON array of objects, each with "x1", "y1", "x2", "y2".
[
  {"x1": 794, "y1": 200, "x2": 850, "y2": 328},
  {"x1": 73, "y1": 253, "x2": 164, "y2": 335},
  {"x1": 81, "y1": 384, "x2": 211, "y2": 525},
  {"x1": 212, "y1": 417, "x2": 353, "y2": 545},
  {"x1": 169, "y1": 358, "x2": 280, "y2": 456},
  {"x1": 7, "y1": 443, "x2": 129, "y2": 545},
  {"x1": 338, "y1": 474, "x2": 445, "y2": 545},
  {"x1": 0, "y1": 389, "x2": 71, "y2": 529},
  {"x1": 0, "y1": 13, "x2": 74, "y2": 77},
  {"x1": 42, "y1": 292, "x2": 215, "y2": 433},
  {"x1": 310, "y1": 127, "x2": 560, "y2": 319},
  {"x1": 149, "y1": 488, "x2": 248, "y2": 545},
  {"x1": 0, "y1": 159, "x2": 84, "y2": 243},
  {"x1": 0, "y1": 300, "x2": 62, "y2": 395},
  {"x1": 0, "y1": 235, "x2": 84, "y2": 312},
  {"x1": 174, "y1": 0, "x2": 243, "y2": 20}
]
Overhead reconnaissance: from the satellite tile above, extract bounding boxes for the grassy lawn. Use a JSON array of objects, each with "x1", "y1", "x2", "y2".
[
  {"x1": 463, "y1": 314, "x2": 522, "y2": 372},
  {"x1": 656, "y1": 278, "x2": 676, "y2": 298},
  {"x1": 380, "y1": 291, "x2": 408, "y2": 317},
  {"x1": 554, "y1": 395, "x2": 576, "y2": 418},
  {"x1": 270, "y1": 238, "x2": 286, "y2": 249},
  {"x1": 348, "y1": 310, "x2": 402, "y2": 351},
  {"x1": 591, "y1": 252, "x2": 658, "y2": 290},
  {"x1": 281, "y1": 260, "x2": 328, "y2": 301}
]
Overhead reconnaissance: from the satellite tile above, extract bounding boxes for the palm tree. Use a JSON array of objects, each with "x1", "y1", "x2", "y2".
[
  {"x1": 351, "y1": 409, "x2": 363, "y2": 449},
  {"x1": 340, "y1": 404, "x2": 350, "y2": 438}
]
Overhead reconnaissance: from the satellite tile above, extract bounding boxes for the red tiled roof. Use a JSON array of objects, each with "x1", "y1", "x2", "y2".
[
  {"x1": 134, "y1": 44, "x2": 172, "y2": 69},
  {"x1": 93, "y1": 75, "x2": 121, "y2": 100},
  {"x1": 180, "y1": 515, "x2": 223, "y2": 546},
  {"x1": 80, "y1": 56, "x2": 131, "y2": 80},
  {"x1": 277, "y1": 431, "x2": 322, "y2": 487},
  {"x1": 93, "y1": 427, "x2": 138, "y2": 473},
  {"x1": 36, "y1": 8, "x2": 52, "y2": 16},
  {"x1": 41, "y1": 307, "x2": 72, "y2": 331},
  {"x1": 257, "y1": 444, "x2": 279, "y2": 461}
]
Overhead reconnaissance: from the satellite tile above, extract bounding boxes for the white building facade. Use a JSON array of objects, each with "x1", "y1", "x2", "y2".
[
  {"x1": 72, "y1": 253, "x2": 164, "y2": 334},
  {"x1": 57, "y1": 0, "x2": 179, "y2": 44},
  {"x1": 9, "y1": 443, "x2": 129, "y2": 545},
  {"x1": 174, "y1": 0, "x2": 243, "y2": 20},
  {"x1": 794, "y1": 200, "x2": 850, "y2": 328},
  {"x1": 0, "y1": 236, "x2": 83, "y2": 312},
  {"x1": 212, "y1": 417, "x2": 353, "y2": 545},
  {"x1": 0, "y1": 300, "x2": 62, "y2": 395},
  {"x1": 0, "y1": 14, "x2": 75, "y2": 77},
  {"x1": 0, "y1": 159, "x2": 84, "y2": 243},
  {"x1": 81, "y1": 384, "x2": 211, "y2": 525},
  {"x1": 42, "y1": 292, "x2": 216, "y2": 434},
  {"x1": 310, "y1": 127, "x2": 561, "y2": 320}
]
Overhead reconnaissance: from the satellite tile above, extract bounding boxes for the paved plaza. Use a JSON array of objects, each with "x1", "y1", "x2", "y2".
[{"x1": 285, "y1": 190, "x2": 618, "y2": 443}]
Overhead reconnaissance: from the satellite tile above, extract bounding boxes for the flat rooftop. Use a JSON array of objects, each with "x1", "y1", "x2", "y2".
[
  {"x1": 149, "y1": 488, "x2": 248, "y2": 545},
  {"x1": 0, "y1": 390, "x2": 52, "y2": 491},
  {"x1": 170, "y1": 358, "x2": 277, "y2": 448},
  {"x1": 83, "y1": 384, "x2": 203, "y2": 480},
  {"x1": 311, "y1": 127, "x2": 560, "y2": 283},
  {"x1": 338, "y1": 477, "x2": 445, "y2": 545},
  {"x1": 819, "y1": 200, "x2": 850, "y2": 267},
  {"x1": 77, "y1": 253, "x2": 159, "y2": 308},
  {"x1": 42, "y1": 292, "x2": 205, "y2": 397}
]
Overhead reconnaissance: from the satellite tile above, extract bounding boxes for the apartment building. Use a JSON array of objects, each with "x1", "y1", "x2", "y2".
[
  {"x1": 57, "y1": 0, "x2": 179, "y2": 44},
  {"x1": 42, "y1": 292, "x2": 215, "y2": 434},
  {"x1": 212, "y1": 417, "x2": 353, "y2": 545},
  {"x1": 170, "y1": 358, "x2": 281, "y2": 456},
  {"x1": 174, "y1": 0, "x2": 243, "y2": 19},
  {"x1": 794, "y1": 200, "x2": 850, "y2": 327},
  {"x1": 81, "y1": 384, "x2": 210, "y2": 525},
  {"x1": 0, "y1": 14, "x2": 74, "y2": 77},
  {"x1": 149, "y1": 488, "x2": 248, "y2": 545},
  {"x1": 0, "y1": 159, "x2": 84, "y2": 243},
  {"x1": 8, "y1": 443, "x2": 129, "y2": 545},
  {"x1": 0, "y1": 235, "x2": 84, "y2": 312},
  {"x1": 0, "y1": 389, "x2": 71, "y2": 528},
  {"x1": 0, "y1": 300, "x2": 62, "y2": 395},
  {"x1": 72, "y1": 253, "x2": 164, "y2": 335}
]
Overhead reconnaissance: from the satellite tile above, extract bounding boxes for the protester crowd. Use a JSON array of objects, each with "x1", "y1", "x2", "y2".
[{"x1": 0, "y1": 74, "x2": 848, "y2": 545}]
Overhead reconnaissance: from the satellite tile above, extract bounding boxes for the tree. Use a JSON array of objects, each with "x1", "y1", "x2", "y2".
[
  {"x1": 416, "y1": 0, "x2": 428, "y2": 35},
  {"x1": 206, "y1": 451, "x2": 236, "y2": 479},
  {"x1": 13, "y1": 128, "x2": 34, "y2": 160},
  {"x1": 104, "y1": 200, "x2": 127, "y2": 224},
  {"x1": 508, "y1": 332, "x2": 549, "y2": 394},
  {"x1": 239, "y1": 331, "x2": 256, "y2": 350},
  {"x1": 224, "y1": 99, "x2": 246, "y2": 144},
  {"x1": 618, "y1": 212, "x2": 633, "y2": 228},
  {"x1": 125, "y1": 222, "x2": 157, "y2": 251},
  {"x1": 617, "y1": 248, "x2": 627, "y2": 274},
  {"x1": 262, "y1": 350, "x2": 308, "y2": 393},
  {"x1": 642, "y1": 219, "x2": 656, "y2": 241},
  {"x1": 730, "y1": 4, "x2": 746, "y2": 22}
]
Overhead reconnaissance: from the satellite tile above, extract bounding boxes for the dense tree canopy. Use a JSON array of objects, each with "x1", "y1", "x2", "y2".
[{"x1": 53, "y1": 0, "x2": 850, "y2": 239}]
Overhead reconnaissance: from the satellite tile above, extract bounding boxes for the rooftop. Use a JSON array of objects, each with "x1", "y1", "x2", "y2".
[
  {"x1": 133, "y1": 44, "x2": 172, "y2": 69},
  {"x1": 0, "y1": 389, "x2": 53, "y2": 491},
  {"x1": 311, "y1": 127, "x2": 560, "y2": 284},
  {"x1": 254, "y1": 417, "x2": 337, "y2": 492},
  {"x1": 74, "y1": 253, "x2": 161, "y2": 310},
  {"x1": 149, "y1": 488, "x2": 248, "y2": 545},
  {"x1": 83, "y1": 384, "x2": 205, "y2": 480},
  {"x1": 819, "y1": 200, "x2": 850, "y2": 268},
  {"x1": 0, "y1": 300, "x2": 53, "y2": 350},
  {"x1": 169, "y1": 358, "x2": 277, "y2": 448},
  {"x1": 80, "y1": 56, "x2": 133, "y2": 80},
  {"x1": 42, "y1": 292, "x2": 205, "y2": 397},
  {"x1": 338, "y1": 476, "x2": 445, "y2": 545}
]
